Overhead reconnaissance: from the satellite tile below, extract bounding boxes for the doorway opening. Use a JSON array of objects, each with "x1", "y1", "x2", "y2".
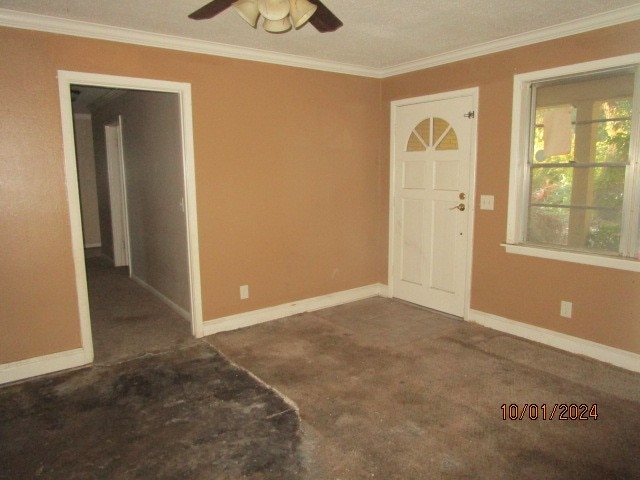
[{"x1": 59, "y1": 71, "x2": 203, "y2": 366}]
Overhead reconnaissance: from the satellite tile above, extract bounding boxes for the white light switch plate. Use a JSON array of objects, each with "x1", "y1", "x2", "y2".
[
  {"x1": 480, "y1": 195, "x2": 494, "y2": 210},
  {"x1": 240, "y1": 285, "x2": 249, "y2": 300}
]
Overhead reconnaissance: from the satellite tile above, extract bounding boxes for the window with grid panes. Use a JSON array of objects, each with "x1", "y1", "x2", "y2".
[{"x1": 506, "y1": 56, "x2": 640, "y2": 270}]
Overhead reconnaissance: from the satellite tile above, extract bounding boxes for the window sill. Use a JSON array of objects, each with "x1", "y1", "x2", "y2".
[{"x1": 501, "y1": 243, "x2": 640, "y2": 273}]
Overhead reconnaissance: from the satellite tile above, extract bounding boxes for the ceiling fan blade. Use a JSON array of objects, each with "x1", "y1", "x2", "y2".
[
  {"x1": 307, "y1": 0, "x2": 343, "y2": 32},
  {"x1": 188, "y1": 0, "x2": 236, "y2": 20}
]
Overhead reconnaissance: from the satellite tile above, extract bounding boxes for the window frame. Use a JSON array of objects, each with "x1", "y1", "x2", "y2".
[{"x1": 505, "y1": 53, "x2": 640, "y2": 272}]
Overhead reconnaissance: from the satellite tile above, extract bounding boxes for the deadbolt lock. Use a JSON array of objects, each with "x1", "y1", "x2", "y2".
[{"x1": 459, "y1": 192, "x2": 466, "y2": 200}]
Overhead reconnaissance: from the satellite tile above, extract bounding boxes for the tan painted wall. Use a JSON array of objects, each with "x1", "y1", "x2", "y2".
[
  {"x1": 381, "y1": 21, "x2": 640, "y2": 355},
  {"x1": 0, "y1": 27, "x2": 383, "y2": 364},
  {"x1": 2, "y1": 20, "x2": 639, "y2": 366}
]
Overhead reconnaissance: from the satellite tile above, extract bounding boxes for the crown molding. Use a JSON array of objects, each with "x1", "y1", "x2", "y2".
[
  {"x1": 0, "y1": 8, "x2": 379, "y2": 78},
  {"x1": 1, "y1": 5, "x2": 639, "y2": 80},
  {"x1": 379, "y1": 4, "x2": 640, "y2": 78}
]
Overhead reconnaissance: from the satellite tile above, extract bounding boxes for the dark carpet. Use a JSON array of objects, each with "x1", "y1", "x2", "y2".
[
  {"x1": 208, "y1": 297, "x2": 640, "y2": 480},
  {"x1": 0, "y1": 344, "x2": 303, "y2": 480},
  {"x1": 85, "y1": 255, "x2": 198, "y2": 365}
]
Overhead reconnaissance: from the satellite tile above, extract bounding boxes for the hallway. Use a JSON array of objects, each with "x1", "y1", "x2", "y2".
[{"x1": 85, "y1": 252, "x2": 197, "y2": 365}]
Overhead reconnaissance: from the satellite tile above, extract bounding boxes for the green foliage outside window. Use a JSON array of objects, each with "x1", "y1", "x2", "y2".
[{"x1": 527, "y1": 99, "x2": 632, "y2": 254}]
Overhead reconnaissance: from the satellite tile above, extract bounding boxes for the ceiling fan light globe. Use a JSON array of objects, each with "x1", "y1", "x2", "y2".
[
  {"x1": 258, "y1": 0, "x2": 290, "y2": 20},
  {"x1": 263, "y1": 16, "x2": 292, "y2": 33},
  {"x1": 289, "y1": 0, "x2": 317, "y2": 28},
  {"x1": 232, "y1": 0, "x2": 260, "y2": 27}
]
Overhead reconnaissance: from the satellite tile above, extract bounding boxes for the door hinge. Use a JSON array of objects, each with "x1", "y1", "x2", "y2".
[{"x1": 464, "y1": 111, "x2": 475, "y2": 119}]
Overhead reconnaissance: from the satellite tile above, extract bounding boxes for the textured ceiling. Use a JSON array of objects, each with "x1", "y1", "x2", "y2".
[{"x1": 1, "y1": 0, "x2": 639, "y2": 72}]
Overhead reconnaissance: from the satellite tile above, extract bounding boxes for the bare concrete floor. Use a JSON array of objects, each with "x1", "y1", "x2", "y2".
[
  {"x1": 1, "y1": 343, "x2": 303, "y2": 479},
  {"x1": 207, "y1": 297, "x2": 640, "y2": 479}
]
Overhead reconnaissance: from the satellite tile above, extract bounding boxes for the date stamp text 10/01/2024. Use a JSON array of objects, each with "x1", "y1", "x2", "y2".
[{"x1": 501, "y1": 404, "x2": 598, "y2": 421}]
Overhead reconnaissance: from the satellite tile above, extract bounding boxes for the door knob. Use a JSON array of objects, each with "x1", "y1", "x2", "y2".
[{"x1": 450, "y1": 203, "x2": 466, "y2": 211}]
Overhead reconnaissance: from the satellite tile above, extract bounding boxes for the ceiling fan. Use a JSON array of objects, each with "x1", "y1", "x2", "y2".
[{"x1": 189, "y1": 0, "x2": 343, "y2": 33}]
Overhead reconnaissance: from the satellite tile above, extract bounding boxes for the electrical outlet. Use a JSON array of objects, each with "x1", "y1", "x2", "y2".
[
  {"x1": 240, "y1": 285, "x2": 249, "y2": 300},
  {"x1": 560, "y1": 301, "x2": 572, "y2": 318},
  {"x1": 480, "y1": 195, "x2": 494, "y2": 210}
]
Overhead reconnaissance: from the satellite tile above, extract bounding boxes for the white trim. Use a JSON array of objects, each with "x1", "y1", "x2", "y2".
[
  {"x1": 506, "y1": 66, "x2": 530, "y2": 245},
  {"x1": 377, "y1": 283, "x2": 390, "y2": 298},
  {"x1": 502, "y1": 243, "x2": 640, "y2": 272},
  {"x1": 59, "y1": 75, "x2": 95, "y2": 365},
  {"x1": 84, "y1": 242, "x2": 102, "y2": 249},
  {"x1": 509, "y1": 53, "x2": 640, "y2": 91},
  {"x1": 0, "y1": 348, "x2": 89, "y2": 385},
  {"x1": 379, "y1": 5, "x2": 640, "y2": 78},
  {"x1": 179, "y1": 83, "x2": 205, "y2": 338},
  {"x1": 203, "y1": 284, "x2": 386, "y2": 336},
  {"x1": 388, "y1": 88, "x2": 479, "y2": 320},
  {"x1": 2, "y1": 6, "x2": 640, "y2": 79},
  {"x1": 57, "y1": 71, "x2": 204, "y2": 367},
  {"x1": 0, "y1": 9, "x2": 377, "y2": 78},
  {"x1": 73, "y1": 112, "x2": 92, "y2": 120},
  {"x1": 469, "y1": 309, "x2": 640, "y2": 373},
  {"x1": 130, "y1": 274, "x2": 191, "y2": 321}
]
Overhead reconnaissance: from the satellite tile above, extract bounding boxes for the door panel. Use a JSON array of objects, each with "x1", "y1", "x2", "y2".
[
  {"x1": 400, "y1": 198, "x2": 424, "y2": 285},
  {"x1": 105, "y1": 118, "x2": 130, "y2": 268},
  {"x1": 430, "y1": 199, "x2": 457, "y2": 293},
  {"x1": 391, "y1": 92, "x2": 475, "y2": 317},
  {"x1": 403, "y1": 160, "x2": 426, "y2": 190},
  {"x1": 433, "y1": 157, "x2": 460, "y2": 191}
]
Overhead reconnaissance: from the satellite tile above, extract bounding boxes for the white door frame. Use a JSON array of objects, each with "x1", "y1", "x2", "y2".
[
  {"x1": 104, "y1": 116, "x2": 131, "y2": 269},
  {"x1": 388, "y1": 87, "x2": 479, "y2": 320},
  {"x1": 58, "y1": 70, "x2": 205, "y2": 366}
]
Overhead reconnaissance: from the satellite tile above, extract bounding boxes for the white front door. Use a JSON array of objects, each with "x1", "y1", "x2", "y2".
[{"x1": 390, "y1": 90, "x2": 477, "y2": 317}]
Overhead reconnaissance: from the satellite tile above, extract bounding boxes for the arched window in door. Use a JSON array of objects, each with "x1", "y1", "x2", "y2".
[{"x1": 406, "y1": 118, "x2": 459, "y2": 152}]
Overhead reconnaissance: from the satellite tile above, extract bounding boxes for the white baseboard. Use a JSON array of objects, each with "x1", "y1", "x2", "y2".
[
  {"x1": 468, "y1": 309, "x2": 640, "y2": 373},
  {"x1": 204, "y1": 283, "x2": 386, "y2": 336},
  {"x1": 0, "y1": 348, "x2": 90, "y2": 385},
  {"x1": 130, "y1": 274, "x2": 191, "y2": 321},
  {"x1": 378, "y1": 283, "x2": 390, "y2": 298},
  {"x1": 84, "y1": 243, "x2": 102, "y2": 248}
]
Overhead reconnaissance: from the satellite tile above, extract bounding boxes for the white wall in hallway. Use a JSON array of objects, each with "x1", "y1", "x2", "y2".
[{"x1": 92, "y1": 91, "x2": 191, "y2": 314}]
